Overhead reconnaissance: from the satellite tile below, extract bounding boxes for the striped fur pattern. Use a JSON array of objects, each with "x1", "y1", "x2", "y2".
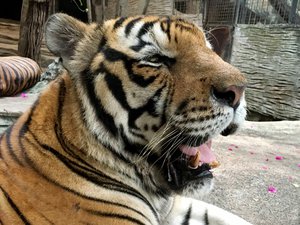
[
  {"x1": 0, "y1": 56, "x2": 41, "y2": 96},
  {"x1": 0, "y1": 13, "x2": 252, "y2": 224}
]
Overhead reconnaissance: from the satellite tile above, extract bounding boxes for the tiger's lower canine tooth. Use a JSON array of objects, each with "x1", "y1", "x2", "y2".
[
  {"x1": 209, "y1": 160, "x2": 220, "y2": 169},
  {"x1": 189, "y1": 151, "x2": 201, "y2": 169}
]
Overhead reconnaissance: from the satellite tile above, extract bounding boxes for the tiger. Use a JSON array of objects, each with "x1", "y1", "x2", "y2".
[
  {"x1": 0, "y1": 56, "x2": 41, "y2": 97},
  {"x1": 0, "y1": 13, "x2": 251, "y2": 225}
]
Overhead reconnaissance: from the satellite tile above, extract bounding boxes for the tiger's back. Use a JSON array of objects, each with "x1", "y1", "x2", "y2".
[{"x1": 0, "y1": 13, "x2": 251, "y2": 225}]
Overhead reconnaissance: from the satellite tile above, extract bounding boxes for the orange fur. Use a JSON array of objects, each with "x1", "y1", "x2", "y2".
[{"x1": 0, "y1": 14, "x2": 247, "y2": 224}]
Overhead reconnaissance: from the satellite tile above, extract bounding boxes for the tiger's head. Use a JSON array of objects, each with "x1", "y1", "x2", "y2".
[{"x1": 45, "y1": 14, "x2": 247, "y2": 199}]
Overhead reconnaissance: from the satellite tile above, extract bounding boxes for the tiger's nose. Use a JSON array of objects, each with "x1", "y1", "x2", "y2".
[{"x1": 212, "y1": 85, "x2": 246, "y2": 109}]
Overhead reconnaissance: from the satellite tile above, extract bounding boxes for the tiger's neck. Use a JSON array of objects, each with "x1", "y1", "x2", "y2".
[
  {"x1": 27, "y1": 72, "x2": 170, "y2": 201},
  {"x1": 28, "y1": 72, "x2": 129, "y2": 180}
]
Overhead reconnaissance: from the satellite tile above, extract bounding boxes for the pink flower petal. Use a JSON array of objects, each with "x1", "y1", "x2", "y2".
[
  {"x1": 268, "y1": 186, "x2": 277, "y2": 193},
  {"x1": 21, "y1": 93, "x2": 28, "y2": 98},
  {"x1": 228, "y1": 148, "x2": 233, "y2": 151},
  {"x1": 262, "y1": 166, "x2": 268, "y2": 170},
  {"x1": 275, "y1": 156, "x2": 283, "y2": 160},
  {"x1": 297, "y1": 164, "x2": 300, "y2": 168}
]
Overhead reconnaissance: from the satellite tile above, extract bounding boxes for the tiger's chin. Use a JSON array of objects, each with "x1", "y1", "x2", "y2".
[
  {"x1": 164, "y1": 147, "x2": 215, "y2": 199},
  {"x1": 181, "y1": 179, "x2": 214, "y2": 200},
  {"x1": 166, "y1": 158, "x2": 215, "y2": 200}
]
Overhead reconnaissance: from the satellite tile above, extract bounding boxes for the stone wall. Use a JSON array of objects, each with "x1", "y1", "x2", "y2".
[{"x1": 231, "y1": 25, "x2": 300, "y2": 120}]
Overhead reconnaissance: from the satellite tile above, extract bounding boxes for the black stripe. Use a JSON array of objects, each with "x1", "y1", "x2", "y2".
[
  {"x1": 54, "y1": 79, "x2": 97, "y2": 168},
  {"x1": 0, "y1": 134, "x2": 3, "y2": 158},
  {"x1": 113, "y1": 17, "x2": 127, "y2": 30},
  {"x1": 1, "y1": 64, "x2": 11, "y2": 95},
  {"x1": 4, "y1": 62, "x2": 22, "y2": 95},
  {"x1": 11, "y1": 63, "x2": 25, "y2": 89},
  {"x1": 125, "y1": 17, "x2": 142, "y2": 36},
  {"x1": 19, "y1": 99, "x2": 39, "y2": 138},
  {"x1": 0, "y1": 66, "x2": 9, "y2": 94},
  {"x1": 130, "y1": 40, "x2": 152, "y2": 52},
  {"x1": 104, "y1": 69, "x2": 130, "y2": 110},
  {"x1": 181, "y1": 204, "x2": 192, "y2": 225},
  {"x1": 80, "y1": 68, "x2": 118, "y2": 137},
  {"x1": 15, "y1": 58, "x2": 33, "y2": 87},
  {"x1": 174, "y1": 112, "x2": 221, "y2": 125},
  {"x1": 175, "y1": 23, "x2": 193, "y2": 33},
  {"x1": 119, "y1": 125, "x2": 145, "y2": 155},
  {"x1": 27, "y1": 114, "x2": 158, "y2": 221},
  {"x1": 98, "y1": 37, "x2": 107, "y2": 52},
  {"x1": 102, "y1": 47, "x2": 127, "y2": 62},
  {"x1": 142, "y1": 54, "x2": 176, "y2": 68},
  {"x1": 84, "y1": 205, "x2": 153, "y2": 224},
  {"x1": 25, "y1": 133, "x2": 159, "y2": 223},
  {"x1": 0, "y1": 187, "x2": 31, "y2": 225},
  {"x1": 104, "y1": 65, "x2": 165, "y2": 128},
  {"x1": 9, "y1": 76, "x2": 158, "y2": 222},
  {"x1": 47, "y1": 80, "x2": 89, "y2": 168},
  {"x1": 25, "y1": 125, "x2": 159, "y2": 221},
  {"x1": 137, "y1": 21, "x2": 155, "y2": 38},
  {"x1": 164, "y1": 17, "x2": 172, "y2": 41},
  {"x1": 5, "y1": 125, "x2": 24, "y2": 166},
  {"x1": 129, "y1": 21, "x2": 157, "y2": 52},
  {"x1": 55, "y1": 81, "x2": 159, "y2": 220},
  {"x1": 38, "y1": 143, "x2": 150, "y2": 203},
  {"x1": 75, "y1": 85, "x2": 134, "y2": 167},
  {"x1": 26, "y1": 149, "x2": 157, "y2": 225},
  {"x1": 123, "y1": 60, "x2": 157, "y2": 87},
  {"x1": 23, "y1": 80, "x2": 122, "y2": 189},
  {"x1": 19, "y1": 61, "x2": 33, "y2": 89},
  {"x1": 176, "y1": 99, "x2": 189, "y2": 114},
  {"x1": 204, "y1": 209, "x2": 209, "y2": 225},
  {"x1": 6, "y1": 66, "x2": 14, "y2": 95},
  {"x1": 84, "y1": 209, "x2": 147, "y2": 225},
  {"x1": 17, "y1": 58, "x2": 38, "y2": 73},
  {"x1": 129, "y1": 70, "x2": 156, "y2": 87}
]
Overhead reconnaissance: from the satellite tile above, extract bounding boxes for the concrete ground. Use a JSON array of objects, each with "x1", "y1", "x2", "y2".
[
  {"x1": 0, "y1": 95, "x2": 299, "y2": 225},
  {"x1": 205, "y1": 121, "x2": 300, "y2": 225}
]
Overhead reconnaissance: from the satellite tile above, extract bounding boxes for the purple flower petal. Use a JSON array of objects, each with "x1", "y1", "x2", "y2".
[
  {"x1": 268, "y1": 186, "x2": 277, "y2": 193},
  {"x1": 275, "y1": 156, "x2": 283, "y2": 160}
]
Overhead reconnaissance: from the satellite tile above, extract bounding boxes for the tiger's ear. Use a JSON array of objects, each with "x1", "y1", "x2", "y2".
[
  {"x1": 205, "y1": 26, "x2": 232, "y2": 61},
  {"x1": 45, "y1": 13, "x2": 87, "y2": 66}
]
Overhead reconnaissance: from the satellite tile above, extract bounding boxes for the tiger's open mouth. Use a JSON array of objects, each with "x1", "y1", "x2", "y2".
[
  {"x1": 166, "y1": 139, "x2": 218, "y2": 190},
  {"x1": 165, "y1": 124, "x2": 237, "y2": 190}
]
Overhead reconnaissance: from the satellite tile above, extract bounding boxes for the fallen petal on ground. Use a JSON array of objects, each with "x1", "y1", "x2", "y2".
[{"x1": 268, "y1": 186, "x2": 277, "y2": 193}]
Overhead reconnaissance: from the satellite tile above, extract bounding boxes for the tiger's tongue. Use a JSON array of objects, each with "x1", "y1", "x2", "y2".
[{"x1": 179, "y1": 140, "x2": 216, "y2": 163}]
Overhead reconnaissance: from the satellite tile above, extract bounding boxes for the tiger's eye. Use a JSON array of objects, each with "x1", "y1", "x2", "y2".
[{"x1": 148, "y1": 57, "x2": 160, "y2": 63}]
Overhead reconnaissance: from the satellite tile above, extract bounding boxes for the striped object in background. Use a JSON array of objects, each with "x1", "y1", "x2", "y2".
[{"x1": 0, "y1": 56, "x2": 41, "y2": 97}]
